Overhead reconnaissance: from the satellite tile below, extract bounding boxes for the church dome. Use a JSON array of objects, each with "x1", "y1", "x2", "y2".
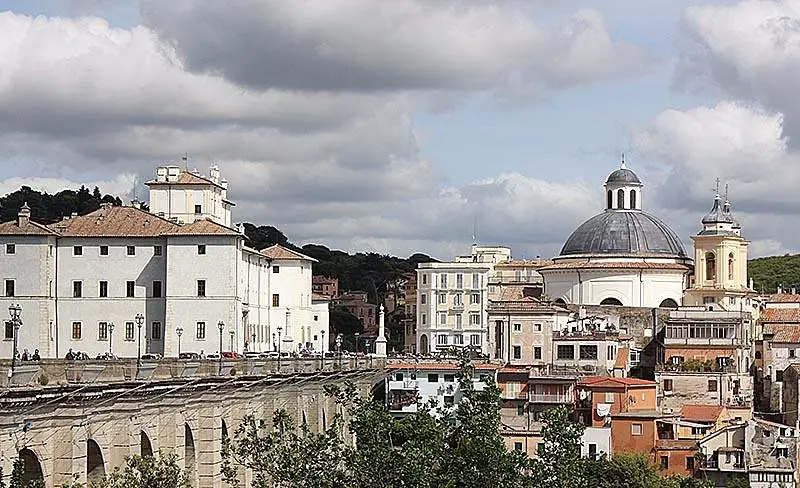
[
  {"x1": 606, "y1": 168, "x2": 641, "y2": 185},
  {"x1": 560, "y1": 211, "x2": 686, "y2": 257}
]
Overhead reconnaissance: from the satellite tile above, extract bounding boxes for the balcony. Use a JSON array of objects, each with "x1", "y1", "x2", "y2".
[
  {"x1": 501, "y1": 390, "x2": 528, "y2": 400},
  {"x1": 664, "y1": 337, "x2": 744, "y2": 347},
  {"x1": 388, "y1": 379, "x2": 419, "y2": 391},
  {"x1": 529, "y1": 393, "x2": 572, "y2": 403},
  {"x1": 452, "y1": 303, "x2": 465, "y2": 311}
]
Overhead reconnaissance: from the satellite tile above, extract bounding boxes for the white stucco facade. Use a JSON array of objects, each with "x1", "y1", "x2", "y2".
[{"x1": 0, "y1": 166, "x2": 328, "y2": 359}]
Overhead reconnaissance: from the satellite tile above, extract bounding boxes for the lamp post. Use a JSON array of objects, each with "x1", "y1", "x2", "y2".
[
  {"x1": 355, "y1": 332, "x2": 360, "y2": 356},
  {"x1": 217, "y1": 321, "x2": 224, "y2": 375},
  {"x1": 229, "y1": 330, "x2": 235, "y2": 352},
  {"x1": 8, "y1": 304, "x2": 21, "y2": 374},
  {"x1": 176, "y1": 326, "x2": 183, "y2": 358},
  {"x1": 135, "y1": 313, "x2": 144, "y2": 367},
  {"x1": 276, "y1": 326, "x2": 283, "y2": 370},
  {"x1": 272, "y1": 333, "x2": 276, "y2": 352},
  {"x1": 251, "y1": 333, "x2": 256, "y2": 352},
  {"x1": 320, "y1": 330, "x2": 326, "y2": 370},
  {"x1": 335, "y1": 334, "x2": 342, "y2": 368},
  {"x1": 108, "y1": 322, "x2": 115, "y2": 356}
]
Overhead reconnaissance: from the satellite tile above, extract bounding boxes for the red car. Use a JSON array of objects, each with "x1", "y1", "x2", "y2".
[{"x1": 221, "y1": 351, "x2": 243, "y2": 359}]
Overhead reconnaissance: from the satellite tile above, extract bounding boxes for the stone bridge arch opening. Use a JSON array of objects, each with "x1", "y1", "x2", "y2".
[
  {"x1": 87, "y1": 438, "x2": 105, "y2": 483},
  {"x1": 141, "y1": 430, "x2": 153, "y2": 458},
  {"x1": 18, "y1": 448, "x2": 44, "y2": 485},
  {"x1": 185, "y1": 423, "x2": 197, "y2": 485},
  {"x1": 221, "y1": 419, "x2": 228, "y2": 442}
]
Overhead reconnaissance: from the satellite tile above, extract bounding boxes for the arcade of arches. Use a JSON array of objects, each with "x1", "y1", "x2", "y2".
[{"x1": 0, "y1": 370, "x2": 379, "y2": 487}]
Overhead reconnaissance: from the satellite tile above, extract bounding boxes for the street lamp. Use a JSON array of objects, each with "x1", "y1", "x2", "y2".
[
  {"x1": 251, "y1": 333, "x2": 256, "y2": 352},
  {"x1": 276, "y1": 326, "x2": 283, "y2": 370},
  {"x1": 272, "y1": 332, "x2": 276, "y2": 352},
  {"x1": 8, "y1": 304, "x2": 21, "y2": 374},
  {"x1": 176, "y1": 326, "x2": 183, "y2": 358},
  {"x1": 335, "y1": 334, "x2": 343, "y2": 368},
  {"x1": 320, "y1": 329, "x2": 326, "y2": 370},
  {"x1": 135, "y1": 313, "x2": 144, "y2": 367},
  {"x1": 108, "y1": 322, "x2": 115, "y2": 356},
  {"x1": 217, "y1": 321, "x2": 224, "y2": 375},
  {"x1": 229, "y1": 330, "x2": 235, "y2": 352},
  {"x1": 355, "y1": 332, "x2": 360, "y2": 355}
]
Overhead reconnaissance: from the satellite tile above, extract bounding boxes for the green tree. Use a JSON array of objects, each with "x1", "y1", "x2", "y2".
[
  {"x1": 93, "y1": 452, "x2": 187, "y2": 488},
  {"x1": 329, "y1": 307, "x2": 363, "y2": 337},
  {"x1": 533, "y1": 405, "x2": 586, "y2": 487}
]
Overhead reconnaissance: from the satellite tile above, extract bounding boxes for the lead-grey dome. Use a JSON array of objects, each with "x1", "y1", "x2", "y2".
[
  {"x1": 606, "y1": 168, "x2": 641, "y2": 184},
  {"x1": 560, "y1": 211, "x2": 686, "y2": 257}
]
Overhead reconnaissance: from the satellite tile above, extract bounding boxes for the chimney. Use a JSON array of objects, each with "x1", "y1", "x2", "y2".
[{"x1": 17, "y1": 202, "x2": 30, "y2": 227}]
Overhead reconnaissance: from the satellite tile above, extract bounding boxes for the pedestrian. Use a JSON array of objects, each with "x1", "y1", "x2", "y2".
[
  {"x1": 200, "y1": 349, "x2": 205, "y2": 359},
  {"x1": 65, "y1": 348, "x2": 75, "y2": 360},
  {"x1": 31, "y1": 349, "x2": 40, "y2": 361},
  {"x1": 21, "y1": 349, "x2": 29, "y2": 361}
]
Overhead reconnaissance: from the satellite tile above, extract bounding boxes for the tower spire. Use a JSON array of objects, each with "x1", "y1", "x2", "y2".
[{"x1": 620, "y1": 153, "x2": 626, "y2": 169}]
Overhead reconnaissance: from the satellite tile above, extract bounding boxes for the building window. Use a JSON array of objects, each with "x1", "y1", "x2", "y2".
[
  {"x1": 127, "y1": 245, "x2": 135, "y2": 256},
  {"x1": 421, "y1": 314, "x2": 426, "y2": 325},
  {"x1": 126, "y1": 281, "x2": 135, "y2": 298},
  {"x1": 73, "y1": 245, "x2": 82, "y2": 256},
  {"x1": 705, "y1": 252, "x2": 716, "y2": 281},
  {"x1": 456, "y1": 274, "x2": 463, "y2": 288},
  {"x1": 444, "y1": 396, "x2": 455, "y2": 406},
  {"x1": 439, "y1": 313, "x2": 447, "y2": 325},
  {"x1": 4, "y1": 322, "x2": 13, "y2": 339},
  {"x1": 691, "y1": 427, "x2": 708, "y2": 436},
  {"x1": 534, "y1": 323, "x2": 542, "y2": 332},
  {"x1": 395, "y1": 373, "x2": 403, "y2": 381},
  {"x1": 198, "y1": 245, "x2": 206, "y2": 255},
  {"x1": 514, "y1": 442, "x2": 523, "y2": 452},
  {"x1": 470, "y1": 334, "x2": 480, "y2": 345},
  {"x1": 438, "y1": 293, "x2": 446, "y2": 304},
  {"x1": 100, "y1": 245, "x2": 108, "y2": 256},
  {"x1": 152, "y1": 281, "x2": 162, "y2": 298},
  {"x1": 198, "y1": 280, "x2": 207, "y2": 297},
  {"x1": 659, "y1": 456, "x2": 668, "y2": 470},
  {"x1": 98, "y1": 322, "x2": 108, "y2": 341},
  {"x1": 631, "y1": 423, "x2": 643, "y2": 436},
  {"x1": 469, "y1": 314, "x2": 480, "y2": 326},
  {"x1": 607, "y1": 190, "x2": 613, "y2": 209},
  {"x1": 513, "y1": 323, "x2": 522, "y2": 332},
  {"x1": 708, "y1": 379, "x2": 718, "y2": 392},
  {"x1": 152, "y1": 322, "x2": 161, "y2": 340},
  {"x1": 728, "y1": 252, "x2": 734, "y2": 280},
  {"x1": 517, "y1": 404, "x2": 525, "y2": 416},
  {"x1": 791, "y1": 349, "x2": 796, "y2": 359},
  {"x1": 589, "y1": 443, "x2": 598, "y2": 461},
  {"x1": 557, "y1": 344, "x2": 574, "y2": 360},
  {"x1": 272, "y1": 265, "x2": 279, "y2": 273},
  {"x1": 440, "y1": 274, "x2": 448, "y2": 288},
  {"x1": 605, "y1": 392, "x2": 615, "y2": 403},
  {"x1": 196, "y1": 321, "x2": 206, "y2": 340},
  {"x1": 314, "y1": 315, "x2": 318, "y2": 321},
  {"x1": 420, "y1": 294, "x2": 426, "y2": 305},
  {"x1": 534, "y1": 347, "x2": 542, "y2": 360},
  {"x1": 72, "y1": 322, "x2": 82, "y2": 340},
  {"x1": 194, "y1": 204, "x2": 202, "y2": 214},
  {"x1": 73, "y1": 281, "x2": 82, "y2": 298},
  {"x1": 663, "y1": 379, "x2": 673, "y2": 392},
  {"x1": 617, "y1": 188, "x2": 625, "y2": 209},
  {"x1": 422, "y1": 274, "x2": 427, "y2": 285},
  {"x1": 630, "y1": 189, "x2": 637, "y2": 209},
  {"x1": 272, "y1": 293, "x2": 279, "y2": 307},
  {"x1": 470, "y1": 293, "x2": 480, "y2": 304},
  {"x1": 437, "y1": 334, "x2": 448, "y2": 345},
  {"x1": 125, "y1": 322, "x2": 134, "y2": 340},
  {"x1": 99, "y1": 281, "x2": 108, "y2": 298},
  {"x1": 454, "y1": 294, "x2": 463, "y2": 306},
  {"x1": 579, "y1": 345, "x2": 598, "y2": 360},
  {"x1": 152, "y1": 245, "x2": 162, "y2": 256},
  {"x1": 455, "y1": 314, "x2": 462, "y2": 329},
  {"x1": 513, "y1": 345, "x2": 521, "y2": 360},
  {"x1": 454, "y1": 334, "x2": 463, "y2": 345},
  {"x1": 444, "y1": 373, "x2": 455, "y2": 383},
  {"x1": 4, "y1": 280, "x2": 14, "y2": 297},
  {"x1": 428, "y1": 373, "x2": 439, "y2": 383},
  {"x1": 5, "y1": 244, "x2": 14, "y2": 254}
]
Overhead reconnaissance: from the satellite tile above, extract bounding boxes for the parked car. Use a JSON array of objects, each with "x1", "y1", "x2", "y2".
[
  {"x1": 206, "y1": 353, "x2": 220, "y2": 359},
  {"x1": 221, "y1": 351, "x2": 243, "y2": 359},
  {"x1": 260, "y1": 351, "x2": 279, "y2": 359},
  {"x1": 243, "y1": 351, "x2": 261, "y2": 359},
  {"x1": 179, "y1": 352, "x2": 200, "y2": 360},
  {"x1": 141, "y1": 353, "x2": 162, "y2": 361}
]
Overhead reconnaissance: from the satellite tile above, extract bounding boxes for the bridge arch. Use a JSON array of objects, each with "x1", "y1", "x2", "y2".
[
  {"x1": 185, "y1": 423, "x2": 198, "y2": 486},
  {"x1": 87, "y1": 438, "x2": 105, "y2": 483},
  {"x1": 18, "y1": 447, "x2": 44, "y2": 485},
  {"x1": 140, "y1": 430, "x2": 153, "y2": 458}
]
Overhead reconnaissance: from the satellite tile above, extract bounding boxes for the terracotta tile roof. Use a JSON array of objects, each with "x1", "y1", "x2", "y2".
[
  {"x1": 680, "y1": 404, "x2": 724, "y2": 423},
  {"x1": 539, "y1": 260, "x2": 691, "y2": 271},
  {"x1": 146, "y1": 170, "x2": 223, "y2": 189},
  {"x1": 761, "y1": 308, "x2": 800, "y2": 323},
  {"x1": 768, "y1": 294, "x2": 800, "y2": 303},
  {"x1": 613, "y1": 347, "x2": 629, "y2": 370},
  {"x1": 165, "y1": 219, "x2": 240, "y2": 236},
  {"x1": 0, "y1": 219, "x2": 59, "y2": 236},
  {"x1": 312, "y1": 276, "x2": 338, "y2": 283},
  {"x1": 260, "y1": 244, "x2": 317, "y2": 262},
  {"x1": 499, "y1": 366, "x2": 531, "y2": 374},
  {"x1": 49, "y1": 206, "x2": 179, "y2": 237},
  {"x1": 579, "y1": 376, "x2": 656, "y2": 388},
  {"x1": 763, "y1": 324, "x2": 800, "y2": 342}
]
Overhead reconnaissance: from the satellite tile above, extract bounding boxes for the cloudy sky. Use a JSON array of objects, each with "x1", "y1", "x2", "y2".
[{"x1": 0, "y1": 0, "x2": 798, "y2": 260}]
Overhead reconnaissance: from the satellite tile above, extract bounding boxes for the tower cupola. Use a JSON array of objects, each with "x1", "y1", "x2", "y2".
[{"x1": 604, "y1": 156, "x2": 643, "y2": 211}]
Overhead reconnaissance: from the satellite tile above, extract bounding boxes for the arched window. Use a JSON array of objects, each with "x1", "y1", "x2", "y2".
[
  {"x1": 630, "y1": 189, "x2": 637, "y2": 209},
  {"x1": 755, "y1": 351, "x2": 762, "y2": 360},
  {"x1": 600, "y1": 297, "x2": 623, "y2": 306},
  {"x1": 18, "y1": 448, "x2": 44, "y2": 486},
  {"x1": 728, "y1": 253, "x2": 735, "y2": 280},
  {"x1": 87, "y1": 439, "x2": 105, "y2": 484},
  {"x1": 607, "y1": 190, "x2": 613, "y2": 209},
  {"x1": 659, "y1": 298, "x2": 678, "y2": 309},
  {"x1": 419, "y1": 334, "x2": 429, "y2": 355},
  {"x1": 705, "y1": 252, "x2": 716, "y2": 282},
  {"x1": 141, "y1": 431, "x2": 153, "y2": 458},
  {"x1": 617, "y1": 189, "x2": 625, "y2": 210}
]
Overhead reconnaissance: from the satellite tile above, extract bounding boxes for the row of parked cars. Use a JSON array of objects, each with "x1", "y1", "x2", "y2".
[{"x1": 131, "y1": 350, "x2": 372, "y2": 361}]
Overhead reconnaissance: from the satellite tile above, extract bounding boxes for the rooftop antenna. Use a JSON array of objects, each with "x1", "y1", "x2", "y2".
[
  {"x1": 472, "y1": 213, "x2": 478, "y2": 245},
  {"x1": 182, "y1": 152, "x2": 189, "y2": 170}
]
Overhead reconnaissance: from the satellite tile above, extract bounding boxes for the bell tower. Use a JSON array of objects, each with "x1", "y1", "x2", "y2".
[{"x1": 684, "y1": 182, "x2": 752, "y2": 310}]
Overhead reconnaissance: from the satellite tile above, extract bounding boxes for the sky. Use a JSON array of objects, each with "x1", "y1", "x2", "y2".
[{"x1": 0, "y1": 0, "x2": 798, "y2": 260}]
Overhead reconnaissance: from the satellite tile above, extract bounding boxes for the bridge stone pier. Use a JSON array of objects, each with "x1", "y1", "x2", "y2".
[{"x1": 0, "y1": 358, "x2": 384, "y2": 487}]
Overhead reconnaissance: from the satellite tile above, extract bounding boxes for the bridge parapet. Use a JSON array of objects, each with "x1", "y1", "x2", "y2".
[{"x1": 1, "y1": 357, "x2": 387, "y2": 389}]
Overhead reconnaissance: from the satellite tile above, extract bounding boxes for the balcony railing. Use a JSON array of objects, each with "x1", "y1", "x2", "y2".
[
  {"x1": 529, "y1": 393, "x2": 572, "y2": 403},
  {"x1": 664, "y1": 337, "x2": 744, "y2": 347},
  {"x1": 388, "y1": 380, "x2": 418, "y2": 390},
  {"x1": 501, "y1": 390, "x2": 528, "y2": 400}
]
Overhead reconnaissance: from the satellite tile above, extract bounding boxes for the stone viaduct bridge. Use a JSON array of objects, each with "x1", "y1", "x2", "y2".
[{"x1": 0, "y1": 357, "x2": 385, "y2": 487}]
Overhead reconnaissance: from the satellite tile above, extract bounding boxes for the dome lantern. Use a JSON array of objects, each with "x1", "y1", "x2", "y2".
[{"x1": 604, "y1": 155, "x2": 643, "y2": 211}]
